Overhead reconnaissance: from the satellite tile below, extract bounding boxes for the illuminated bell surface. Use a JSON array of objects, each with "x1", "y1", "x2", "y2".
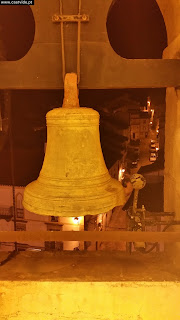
[{"x1": 23, "y1": 73, "x2": 125, "y2": 217}]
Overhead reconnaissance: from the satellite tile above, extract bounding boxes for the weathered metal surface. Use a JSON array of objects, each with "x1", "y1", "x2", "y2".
[
  {"x1": 23, "y1": 73, "x2": 125, "y2": 216},
  {"x1": 0, "y1": 0, "x2": 180, "y2": 89},
  {"x1": 52, "y1": 14, "x2": 89, "y2": 22},
  {"x1": 0, "y1": 231, "x2": 180, "y2": 242}
]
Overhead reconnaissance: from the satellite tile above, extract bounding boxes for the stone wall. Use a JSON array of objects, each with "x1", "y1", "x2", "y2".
[
  {"x1": 0, "y1": 281, "x2": 179, "y2": 320},
  {"x1": 161, "y1": 6, "x2": 180, "y2": 261},
  {"x1": 163, "y1": 35, "x2": 180, "y2": 218}
]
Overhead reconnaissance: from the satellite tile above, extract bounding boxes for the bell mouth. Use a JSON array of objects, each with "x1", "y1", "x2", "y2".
[{"x1": 23, "y1": 177, "x2": 125, "y2": 217}]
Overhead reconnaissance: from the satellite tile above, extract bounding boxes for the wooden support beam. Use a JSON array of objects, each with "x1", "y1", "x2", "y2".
[
  {"x1": 0, "y1": 0, "x2": 180, "y2": 89},
  {"x1": 0, "y1": 231, "x2": 180, "y2": 242}
]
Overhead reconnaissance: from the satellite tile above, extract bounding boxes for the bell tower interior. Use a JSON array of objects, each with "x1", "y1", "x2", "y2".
[{"x1": 0, "y1": 0, "x2": 180, "y2": 319}]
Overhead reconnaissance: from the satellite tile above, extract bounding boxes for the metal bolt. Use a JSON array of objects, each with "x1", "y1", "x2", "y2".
[
  {"x1": 52, "y1": 14, "x2": 59, "y2": 22},
  {"x1": 82, "y1": 14, "x2": 87, "y2": 21}
]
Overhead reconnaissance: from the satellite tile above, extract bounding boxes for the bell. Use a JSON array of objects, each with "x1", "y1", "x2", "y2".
[{"x1": 23, "y1": 73, "x2": 125, "y2": 217}]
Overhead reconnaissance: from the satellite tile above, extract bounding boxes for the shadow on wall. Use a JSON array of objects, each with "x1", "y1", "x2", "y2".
[
  {"x1": 106, "y1": 0, "x2": 167, "y2": 59},
  {"x1": 0, "y1": 5, "x2": 35, "y2": 60}
]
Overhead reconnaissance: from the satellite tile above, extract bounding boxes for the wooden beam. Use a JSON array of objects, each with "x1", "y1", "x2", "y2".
[
  {"x1": 0, "y1": 0, "x2": 180, "y2": 89},
  {"x1": 0, "y1": 231, "x2": 180, "y2": 242}
]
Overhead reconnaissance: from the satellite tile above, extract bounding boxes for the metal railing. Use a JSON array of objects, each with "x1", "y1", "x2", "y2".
[{"x1": 0, "y1": 207, "x2": 12, "y2": 217}]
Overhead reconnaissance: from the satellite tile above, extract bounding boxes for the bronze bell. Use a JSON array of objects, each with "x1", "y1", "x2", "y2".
[{"x1": 23, "y1": 73, "x2": 125, "y2": 217}]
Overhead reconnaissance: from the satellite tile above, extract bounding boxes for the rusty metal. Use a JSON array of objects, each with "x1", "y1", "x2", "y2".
[
  {"x1": 130, "y1": 174, "x2": 146, "y2": 214},
  {"x1": 0, "y1": 231, "x2": 180, "y2": 242},
  {"x1": 129, "y1": 174, "x2": 147, "y2": 250},
  {"x1": 0, "y1": 0, "x2": 180, "y2": 89},
  {"x1": 52, "y1": 14, "x2": 89, "y2": 22}
]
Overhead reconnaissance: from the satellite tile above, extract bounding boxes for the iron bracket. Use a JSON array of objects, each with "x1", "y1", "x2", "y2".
[{"x1": 52, "y1": 14, "x2": 89, "y2": 23}]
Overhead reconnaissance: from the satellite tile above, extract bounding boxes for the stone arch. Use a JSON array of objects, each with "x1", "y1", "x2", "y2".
[
  {"x1": 156, "y1": 0, "x2": 180, "y2": 44},
  {"x1": 0, "y1": 5, "x2": 35, "y2": 61},
  {"x1": 15, "y1": 192, "x2": 23, "y2": 209}
]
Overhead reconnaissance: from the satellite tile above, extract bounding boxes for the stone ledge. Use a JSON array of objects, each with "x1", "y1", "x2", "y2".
[
  {"x1": 0, "y1": 251, "x2": 179, "y2": 282},
  {"x1": 0, "y1": 280, "x2": 179, "y2": 320}
]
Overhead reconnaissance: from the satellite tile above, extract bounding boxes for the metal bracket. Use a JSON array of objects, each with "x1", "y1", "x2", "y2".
[{"x1": 52, "y1": 14, "x2": 89, "y2": 23}]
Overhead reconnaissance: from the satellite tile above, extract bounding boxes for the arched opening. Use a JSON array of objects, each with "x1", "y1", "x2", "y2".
[
  {"x1": 16, "y1": 192, "x2": 23, "y2": 209},
  {"x1": 0, "y1": 5, "x2": 35, "y2": 61},
  {"x1": 106, "y1": 0, "x2": 167, "y2": 59},
  {"x1": 15, "y1": 192, "x2": 24, "y2": 219}
]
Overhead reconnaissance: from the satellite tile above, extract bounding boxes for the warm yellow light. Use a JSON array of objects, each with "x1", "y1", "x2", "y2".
[
  {"x1": 118, "y1": 168, "x2": 125, "y2": 181},
  {"x1": 73, "y1": 217, "x2": 80, "y2": 225}
]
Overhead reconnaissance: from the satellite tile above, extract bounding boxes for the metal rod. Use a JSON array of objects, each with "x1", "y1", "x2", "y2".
[
  {"x1": 77, "y1": 0, "x2": 81, "y2": 83},
  {"x1": 146, "y1": 212, "x2": 175, "y2": 217},
  {"x1": 8, "y1": 92, "x2": 17, "y2": 251},
  {"x1": 0, "y1": 231, "x2": 180, "y2": 242},
  {"x1": 60, "y1": 0, "x2": 66, "y2": 81},
  {"x1": 78, "y1": 0, "x2": 81, "y2": 13},
  {"x1": 144, "y1": 221, "x2": 180, "y2": 226}
]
